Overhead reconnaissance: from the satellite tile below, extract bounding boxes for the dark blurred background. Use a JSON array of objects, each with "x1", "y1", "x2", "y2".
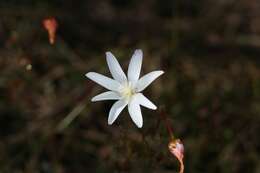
[{"x1": 1, "y1": 0, "x2": 260, "y2": 172}]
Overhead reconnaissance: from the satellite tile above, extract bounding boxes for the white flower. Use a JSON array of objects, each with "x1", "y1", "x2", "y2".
[{"x1": 85, "y1": 49, "x2": 164, "y2": 128}]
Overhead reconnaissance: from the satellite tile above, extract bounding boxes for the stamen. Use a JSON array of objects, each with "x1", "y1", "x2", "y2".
[{"x1": 120, "y1": 82, "x2": 135, "y2": 100}]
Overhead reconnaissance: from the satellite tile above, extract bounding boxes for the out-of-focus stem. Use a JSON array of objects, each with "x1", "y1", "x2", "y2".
[
  {"x1": 57, "y1": 102, "x2": 86, "y2": 131},
  {"x1": 159, "y1": 107, "x2": 174, "y2": 140}
]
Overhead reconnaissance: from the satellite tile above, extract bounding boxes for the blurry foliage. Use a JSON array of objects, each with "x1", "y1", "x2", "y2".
[{"x1": 0, "y1": 0, "x2": 260, "y2": 172}]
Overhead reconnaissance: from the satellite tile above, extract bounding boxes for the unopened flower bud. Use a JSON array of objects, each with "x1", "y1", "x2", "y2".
[
  {"x1": 168, "y1": 139, "x2": 184, "y2": 173},
  {"x1": 43, "y1": 17, "x2": 58, "y2": 44}
]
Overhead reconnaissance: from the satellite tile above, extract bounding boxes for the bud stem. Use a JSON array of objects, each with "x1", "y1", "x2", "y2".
[{"x1": 159, "y1": 107, "x2": 174, "y2": 140}]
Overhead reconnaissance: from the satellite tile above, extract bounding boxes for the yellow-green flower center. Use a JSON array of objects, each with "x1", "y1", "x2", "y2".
[{"x1": 120, "y1": 82, "x2": 136, "y2": 101}]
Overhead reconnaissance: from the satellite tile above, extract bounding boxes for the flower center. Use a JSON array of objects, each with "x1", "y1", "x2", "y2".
[{"x1": 120, "y1": 82, "x2": 136, "y2": 101}]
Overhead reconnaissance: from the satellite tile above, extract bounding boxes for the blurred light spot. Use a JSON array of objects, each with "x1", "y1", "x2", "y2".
[{"x1": 26, "y1": 64, "x2": 32, "y2": 71}]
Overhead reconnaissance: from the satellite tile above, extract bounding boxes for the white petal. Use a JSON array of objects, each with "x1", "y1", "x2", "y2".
[
  {"x1": 86, "y1": 72, "x2": 121, "y2": 91},
  {"x1": 91, "y1": 91, "x2": 121, "y2": 102},
  {"x1": 136, "y1": 70, "x2": 164, "y2": 92},
  {"x1": 106, "y1": 52, "x2": 127, "y2": 83},
  {"x1": 135, "y1": 93, "x2": 157, "y2": 110},
  {"x1": 108, "y1": 100, "x2": 127, "y2": 125},
  {"x1": 128, "y1": 96, "x2": 143, "y2": 128},
  {"x1": 127, "y1": 49, "x2": 143, "y2": 83}
]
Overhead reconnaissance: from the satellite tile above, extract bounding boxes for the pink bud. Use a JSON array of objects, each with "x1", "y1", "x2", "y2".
[
  {"x1": 168, "y1": 139, "x2": 184, "y2": 173},
  {"x1": 43, "y1": 17, "x2": 58, "y2": 44}
]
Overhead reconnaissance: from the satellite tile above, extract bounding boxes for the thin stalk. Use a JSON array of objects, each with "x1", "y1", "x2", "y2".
[{"x1": 159, "y1": 107, "x2": 174, "y2": 140}]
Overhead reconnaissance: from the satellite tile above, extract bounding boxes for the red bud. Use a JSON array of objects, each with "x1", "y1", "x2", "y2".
[
  {"x1": 168, "y1": 139, "x2": 184, "y2": 173},
  {"x1": 43, "y1": 17, "x2": 58, "y2": 44}
]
